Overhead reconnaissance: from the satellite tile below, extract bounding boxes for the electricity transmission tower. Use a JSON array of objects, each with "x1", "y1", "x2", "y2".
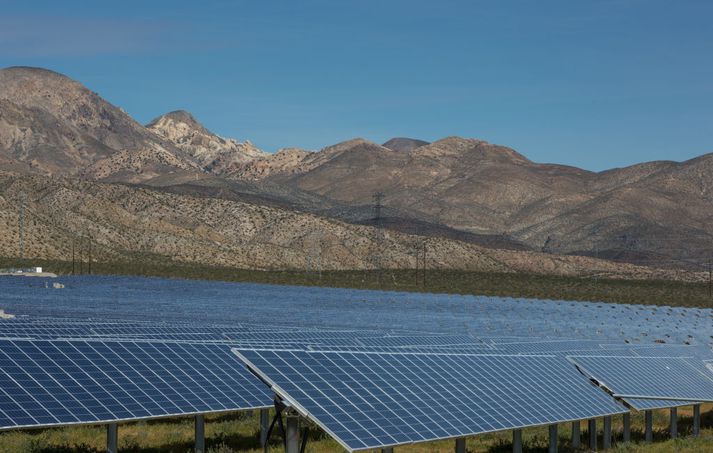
[
  {"x1": 371, "y1": 192, "x2": 385, "y2": 283},
  {"x1": 305, "y1": 231, "x2": 323, "y2": 279}
]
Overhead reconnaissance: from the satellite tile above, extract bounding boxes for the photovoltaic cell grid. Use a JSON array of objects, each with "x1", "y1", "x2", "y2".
[
  {"x1": 234, "y1": 349, "x2": 627, "y2": 452},
  {"x1": 0, "y1": 339, "x2": 271, "y2": 430},
  {"x1": 569, "y1": 356, "x2": 713, "y2": 409}
]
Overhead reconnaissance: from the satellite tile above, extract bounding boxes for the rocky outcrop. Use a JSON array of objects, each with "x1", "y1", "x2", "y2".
[
  {"x1": 0, "y1": 66, "x2": 198, "y2": 181},
  {"x1": 146, "y1": 110, "x2": 266, "y2": 173}
]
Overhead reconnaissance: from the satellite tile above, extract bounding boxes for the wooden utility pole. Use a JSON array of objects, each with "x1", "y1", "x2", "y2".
[
  {"x1": 88, "y1": 236, "x2": 92, "y2": 275},
  {"x1": 79, "y1": 238, "x2": 84, "y2": 275},
  {"x1": 422, "y1": 241, "x2": 427, "y2": 288}
]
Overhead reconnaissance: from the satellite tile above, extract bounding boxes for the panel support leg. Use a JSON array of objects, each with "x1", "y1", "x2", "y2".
[
  {"x1": 512, "y1": 428, "x2": 522, "y2": 453},
  {"x1": 195, "y1": 415, "x2": 205, "y2": 453},
  {"x1": 645, "y1": 410, "x2": 653, "y2": 443},
  {"x1": 571, "y1": 421, "x2": 580, "y2": 449},
  {"x1": 286, "y1": 410, "x2": 300, "y2": 453},
  {"x1": 107, "y1": 423, "x2": 118, "y2": 453},
  {"x1": 693, "y1": 404, "x2": 701, "y2": 438},
  {"x1": 602, "y1": 415, "x2": 611, "y2": 449},
  {"x1": 381, "y1": 448, "x2": 394, "y2": 453},
  {"x1": 588, "y1": 418, "x2": 597, "y2": 451},
  {"x1": 455, "y1": 437, "x2": 465, "y2": 453},
  {"x1": 260, "y1": 408, "x2": 270, "y2": 447},
  {"x1": 670, "y1": 407, "x2": 678, "y2": 439},
  {"x1": 622, "y1": 412, "x2": 631, "y2": 443},
  {"x1": 548, "y1": 424, "x2": 557, "y2": 453}
]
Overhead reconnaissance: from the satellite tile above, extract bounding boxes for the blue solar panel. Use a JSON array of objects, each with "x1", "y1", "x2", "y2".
[
  {"x1": 569, "y1": 355, "x2": 713, "y2": 408},
  {"x1": 357, "y1": 335, "x2": 479, "y2": 347},
  {"x1": 0, "y1": 339, "x2": 271, "y2": 430},
  {"x1": 234, "y1": 349, "x2": 626, "y2": 451}
]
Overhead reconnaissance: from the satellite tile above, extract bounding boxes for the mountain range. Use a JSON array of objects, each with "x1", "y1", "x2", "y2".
[{"x1": 0, "y1": 66, "x2": 710, "y2": 279}]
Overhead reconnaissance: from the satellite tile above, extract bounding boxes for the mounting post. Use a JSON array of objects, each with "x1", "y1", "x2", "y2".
[
  {"x1": 455, "y1": 437, "x2": 465, "y2": 453},
  {"x1": 693, "y1": 404, "x2": 701, "y2": 437},
  {"x1": 512, "y1": 428, "x2": 522, "y2": 453},
  {"x1": 195, "y1": 414, "x2": 205, "y2": 453},
  {"x1": 260, "y1": 408, "x2": 270, "y2": 447},
  {"x1": 603, "y1": 415, "x2": 611, "y2": 449},
  {"x1": 107, "y1": 423, "x2": 118, "y2": 453},
  {"x1": 571, "y1": 421, "x2": 580, "y2": 448},
  {"x1": 588, "y1": 418, "x2": 597, "y2": 451},
  {"x1": 381, "y1": 448, "x2": 394, "y2": 453},
  {"x1": 645, "y1": 410, "x2": 653, "y2": 443},
  {"x1": 622, "y1": 412, "x2": 631, "y2": 443},
  {"x1": 548, "y1": 424, "x2": 557, "y2": 453},
  {"x1": 670, "y1": 407, "x2": 677, "y2": 439},
  {"x1": 285, "y1": 409, "x2": 300, "y2": 453}
]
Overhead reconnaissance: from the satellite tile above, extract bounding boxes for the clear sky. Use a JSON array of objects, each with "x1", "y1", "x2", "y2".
[{"x1": 0, "y1": 0, "x2": 711, "y2": 170}]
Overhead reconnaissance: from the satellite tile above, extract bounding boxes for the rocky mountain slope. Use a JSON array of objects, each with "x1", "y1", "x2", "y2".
[
  {"x1": 1, "y1": 66, "x2": 711, "y2": 274},
  {"x1": 0, "y1": 171, "x2": 699, "y2": 280},
  {"x1": 224, "y1": 137, "x2": 713, "y2": 269},
  {"x1": 146, "y1": 110, "x2": 266, "y2": 173},
  {"x1": 0, "y1": 67, "x2": 199, "y2": 182}
]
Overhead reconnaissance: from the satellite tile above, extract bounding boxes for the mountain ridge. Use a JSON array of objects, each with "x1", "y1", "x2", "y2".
[{"x1": 1, "y1": 66, "x2": 711, "y2": 273}]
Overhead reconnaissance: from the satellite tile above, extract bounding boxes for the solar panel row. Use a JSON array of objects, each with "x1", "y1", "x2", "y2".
[
  {"x1": 0, "y1": 339, "x2": 271, "y2": 430},
  {"x1": 235, "y1": 349, "x2": 628, "y2": 451}
]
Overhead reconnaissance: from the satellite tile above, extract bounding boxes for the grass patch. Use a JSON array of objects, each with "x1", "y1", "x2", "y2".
[{"x1": 1, "y1": 407, "x2": 711, "y2": 452}]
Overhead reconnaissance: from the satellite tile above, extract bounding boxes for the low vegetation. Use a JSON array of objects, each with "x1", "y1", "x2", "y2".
[
  {"x1": 1, "y1": 257, "x2": 712, "y2": 308},
  {"x1": 0, "y1": 406, "x2": 710, "y2": 452}
]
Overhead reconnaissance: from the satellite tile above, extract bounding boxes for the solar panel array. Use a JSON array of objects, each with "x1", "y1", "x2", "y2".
[
  {"x1": 1, "y1": 275, "x2": 710, "y2": 345},
  {"x1": 235, "y1": 349, "x2": 627, "y2": 451},
  {"x1": 0, "y1": 339, "x2": 271, "y2": 430},
  {"x1": 0, "y1": 274, "x2": 712, "y2": 450}
]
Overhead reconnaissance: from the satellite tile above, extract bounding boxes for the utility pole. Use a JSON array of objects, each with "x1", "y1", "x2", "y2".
[
  {"x1": 422, "y1": 241, "x2": 427, "y2": 288},
  {"x1": 71, "y1": 239, "x2": 75, "y2": 275},
  {"x1": 88, "y1": 236, "x2": 92, "y2": 275},
  {"x1": 18, "y1": 193, "x2": 25, "y2": 260},
  {"x1": 79, "y1": 238, "x2": 84, "y2": 275},
  {"x1": 414, "y1": 244, "x2": 420, "y2": 286}
]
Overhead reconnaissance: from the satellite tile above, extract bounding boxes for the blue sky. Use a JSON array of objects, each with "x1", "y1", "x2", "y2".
[{"x1": 0, "y1": 0, "x2": 711, "y2": 170}]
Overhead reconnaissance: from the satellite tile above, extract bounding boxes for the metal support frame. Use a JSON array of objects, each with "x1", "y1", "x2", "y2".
[
  {"x1": 107, "y1": 423, "x2": 118, "y2": 453},
  {"x1": 571, "y1": 421, "x2": 580, "y2": 448},
  {"x1": 195, "y1": 414, "x2": 205, "y2": 453},
  {"x1": 602, "y1": 416, "x2": 611, "y2": 449},
  {"x1": 455, "y1": 437, "x2": 465, "y2": 453},
  {"x1": 622, "y1": 412, "x2": 631, "y2": 443},
  {"x1": 260, "y1": 408, "x2": 270, "y2": 447},
  {"x1": 286, "y1": 410, "x2": 300, "y2": 453},
  {"x1": 645, "y1": 410, "x2": 653, "y2": 443},
  {"x1": 381, "y1": 448, "x2": 394, "y2": 453},
  {"x1": 670, "y1": 407, "x2": 678, "y2": 439},
  {"x1": 588, "y1": 418, "x2": 597, "y2": 451},
  {"x1": 693, "y1": 404, "x2": 701, "y2": 437},
  {"x1": 512, "y1": 428, "x2": 522, "y2": 453},
  {"x1": 548, "y1": 424, "x2": 557, "y2": 453}
]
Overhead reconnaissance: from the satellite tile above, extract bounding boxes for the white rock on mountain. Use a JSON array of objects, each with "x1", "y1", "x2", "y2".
[{"x1": 146, "y1": 110, "x2": 266, "y2": 174}]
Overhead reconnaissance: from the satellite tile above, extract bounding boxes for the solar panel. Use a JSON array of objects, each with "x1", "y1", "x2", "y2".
[
  {"x1": 491, "y1": 340, "x2": 624, "y2": 354},
  {"x1": 569, "y1": 356, "x2": 713, "y2": 407},
  {"x1": 357, "y1": 335, "x2": 479, "y2": 347},
  {"x1": 234, "y1": 349, "x2": 626, "y2": 452},
  {"x1": 0, "y1": 339, "x2": 271, "y2": 430}
]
